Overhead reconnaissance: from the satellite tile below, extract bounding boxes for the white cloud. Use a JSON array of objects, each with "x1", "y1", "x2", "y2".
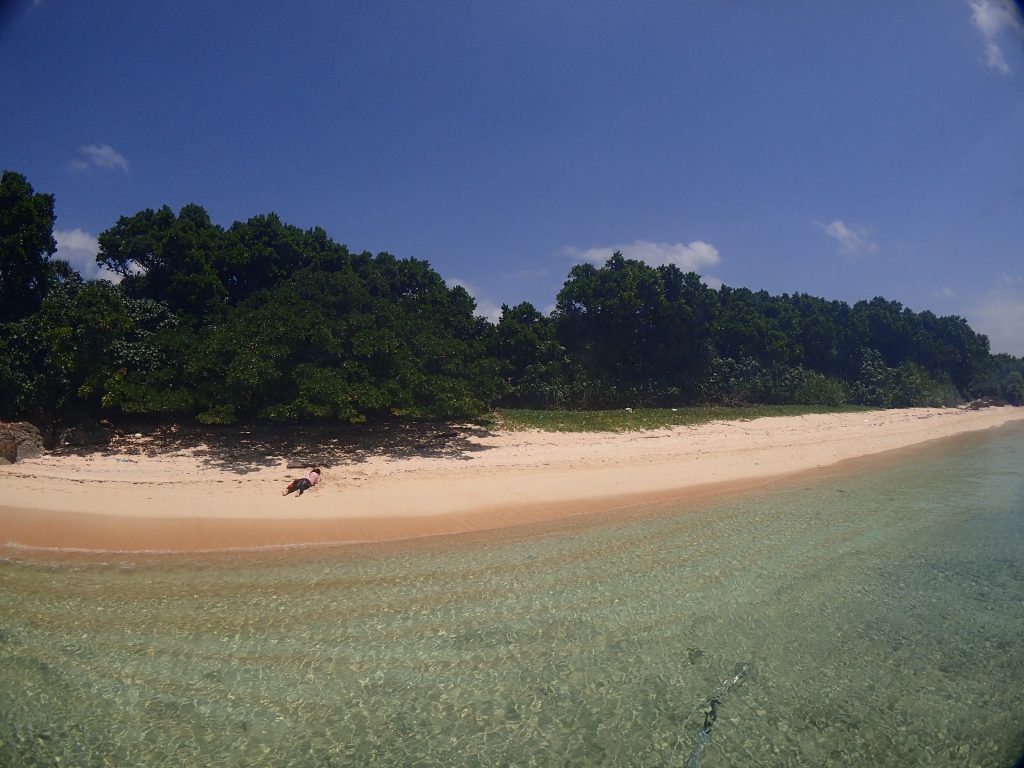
[
  {"x1": 561, "y1": 239, "x2": 721, "y2": 273},
  {"x1": 818, "y1": 219, "x2": 878, "y2": 258},
  {"x1": 969, "y1": 0, "x2": 1023, "y2": 74},
  {"x1": 971, "y1": 0, "x2": 1007, "y2": 37},
  {"x1": 71, "y1": 143, "x2": 129, "y2": 173},
  {"x1": 54, "y1": 228, "x2": 121, "y2": 282},
  {"x1": 55, "y1": 228, "x2": 98, "y2": 253},
  {"x1": 445, "y1": 278, "x2": 502, "y2": 323},
  {"x1": 702, "y1": 274, "x2": 724, "y2": 290},
  {"x1": 970, "y1": 274, "x2": 1024, "y2": 357}
]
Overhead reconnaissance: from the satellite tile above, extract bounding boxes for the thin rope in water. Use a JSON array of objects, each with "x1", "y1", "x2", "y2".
[{"x1": 667, "y1": 662, "x2": 755, "y2": 768}]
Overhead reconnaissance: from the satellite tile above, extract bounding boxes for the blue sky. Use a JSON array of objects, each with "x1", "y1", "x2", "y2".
[{"x1": 2, "y1": 1, "x2": 1023, "y2": 355}]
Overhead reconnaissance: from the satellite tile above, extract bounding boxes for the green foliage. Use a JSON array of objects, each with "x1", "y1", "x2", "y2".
[
  {"x1": 713, "y1": 288, "x2": 792, "y2": 366},
  {"x1": 849, "y1": 350, "x2": 961, "y2": 408},
  {"x1": 196, "y1": 404, "x2": 237, "y2": 425},
  {"x1": 851, "y1": 349, "x2": 893, "y2": 407},
  {"x1": 0, "y1": 171, "x2": 58, "y2": 322},
  {"x1": 703, "y1": 357, "x2": 848, "y2": 407},
  {"x1": 794, "y1": 370, "x2": 848, "y2": 407},
  {"x1": 703, "y1": 356, "x2": 765, "y2": 404},
  {"x1": 0, "y1": 318, "x2": 43, "y2": 420},
  {"x1": 553, "y1": 253, "x2": 716, "y2": 404},
  {"x1": 1, "y1": 170, "x2": 1016, "y2": 430},
  {"x1": 492, "y1": 302, "x2": 570, "y2": 407},
  {"x1": 0, "y1": 276, "x2": 135, "y2": 422},
  {"x1": 98, "y1": 204, "x2": 228, "y2": 316},
  {"x1": 975, "y1": 353, "x2": 1024, "y2": 405},
  {"x1": 102, "y1": 321, "x2": 198, "y2": 416},
  {"x1": 91, "y1": 223, "x2": 503, "y2": 423}
]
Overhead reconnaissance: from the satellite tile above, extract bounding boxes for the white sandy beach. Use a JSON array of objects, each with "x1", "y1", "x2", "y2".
[{"x1": 2, "y1": 406, "x2": 1022, "y2": 552}]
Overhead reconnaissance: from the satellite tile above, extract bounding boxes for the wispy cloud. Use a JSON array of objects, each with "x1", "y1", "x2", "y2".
[
  {"x1": 818, "y1": 219, "x2": 878, "y2": 258},
  {"x1": 561, "y1": 239, "x2": 721, "y2": 273},
  {"x1": 970, "y1": 274, "x2": 1024, "y2": 356},
  {"x1": 969, "y1": 0, "x2": 1023, "y2": 74},
  {"x1": 70, "y1": 143, "x2": 129, "y2": 173},
  {"x1": 54, "y1": 228, "x2": 121, "y2": 282}
]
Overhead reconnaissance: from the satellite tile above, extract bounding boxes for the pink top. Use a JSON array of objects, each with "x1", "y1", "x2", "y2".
[{"x1": 307, "y1": 470, "x2": 321, "y2": 486}]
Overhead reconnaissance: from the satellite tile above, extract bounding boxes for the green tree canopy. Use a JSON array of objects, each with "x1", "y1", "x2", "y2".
[
  {"x1": 0, "y1": 171, "x2": 58, "y2": 322},
  {"x1": 98, "y1": 204, "x2": 228, "y2": 316},
  {"x1": 1, "y1": 170, "x2": 1016, "y2": 427},
  {"x1": 553, "y1": 253, "x2": 717, "y2": 404}
]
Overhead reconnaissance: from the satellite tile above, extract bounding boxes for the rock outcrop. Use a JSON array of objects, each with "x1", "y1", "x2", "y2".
[{"x1": 0, "y1": 421, "x2": 45, "y2": 463}]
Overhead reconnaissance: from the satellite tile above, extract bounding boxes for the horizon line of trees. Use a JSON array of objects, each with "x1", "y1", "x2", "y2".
[{"x1": 2, "y1": 170, "x2": 1022, "y2": 430}]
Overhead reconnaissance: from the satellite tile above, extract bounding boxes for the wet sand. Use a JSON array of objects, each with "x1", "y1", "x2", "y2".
[{"x1": 2, "y1": 406, "x2": 1022, "y2": 552}]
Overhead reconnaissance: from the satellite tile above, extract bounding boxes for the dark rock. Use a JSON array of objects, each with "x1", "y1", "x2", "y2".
[
  {"x1": 0, "y1": 422, "x2": 45, "y2": 462},
  {"x1": 964, "y1": 396, "x2": 1008, "y2": 410}
]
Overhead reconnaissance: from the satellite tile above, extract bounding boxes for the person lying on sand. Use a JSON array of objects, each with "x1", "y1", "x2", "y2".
[{"x1": 282, "y1": 468, "x2": 322, "y2": 497}]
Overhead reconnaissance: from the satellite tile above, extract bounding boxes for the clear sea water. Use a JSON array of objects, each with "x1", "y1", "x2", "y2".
[{"x1": 2, "y1": 424, "x2": 1023, "y2": 767}]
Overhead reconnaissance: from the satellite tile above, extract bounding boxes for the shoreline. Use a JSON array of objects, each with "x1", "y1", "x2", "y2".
[{"x1": 2, "y1": 406, "x2": 1023, "y2": 553}]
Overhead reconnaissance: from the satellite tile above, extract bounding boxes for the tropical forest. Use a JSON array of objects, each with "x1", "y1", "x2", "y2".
[{"x1": 3, "y1": 170, "x2": 1023, "y2": 433}]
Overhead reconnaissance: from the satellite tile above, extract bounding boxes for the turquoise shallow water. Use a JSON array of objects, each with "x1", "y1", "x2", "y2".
[{"x1": 2, "y1": 424, "x2": 1023, "y2": 767}]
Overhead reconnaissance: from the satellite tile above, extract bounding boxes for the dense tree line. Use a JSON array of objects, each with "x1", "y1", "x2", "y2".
[{"x1": 2, "y1": 171, "x2": 1021, "y2": 430}]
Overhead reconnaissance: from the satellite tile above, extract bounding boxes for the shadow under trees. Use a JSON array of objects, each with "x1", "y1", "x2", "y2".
[{"x1": 47, "y1": 419, "x2": 496, "y2": 475}]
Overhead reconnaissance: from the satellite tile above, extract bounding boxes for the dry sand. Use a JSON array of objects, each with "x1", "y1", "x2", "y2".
[{"x1": 2, "y1": 406, "x2": 1023, "y2": 552}]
